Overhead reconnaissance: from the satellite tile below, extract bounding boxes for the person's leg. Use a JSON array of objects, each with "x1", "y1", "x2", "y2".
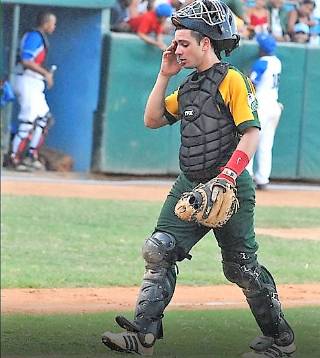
[
  {"x1": 214, "y1": 170, "x2": 295, "y2": 357},
  {"x1": 102, "y1": 174, "x2": 210, "y2": 355},
  {"x1": 11, "y1": 121, "x2": 33, "y2": 170},
  {"x1": 25, "y1": 81, "x2": 50, "y2": 169},
  {"x1": 27, "y1": 112, "x2": 53, "y2": 169},
  {"x1": 11, "y1": 75, "x2": 50, "y2": 170},
  {"x1": 10, "y1": 75, "x2": 34, "y2": 169},
  {"x1": 254, "y1": 102, "x2": 282, "y2": 187}
]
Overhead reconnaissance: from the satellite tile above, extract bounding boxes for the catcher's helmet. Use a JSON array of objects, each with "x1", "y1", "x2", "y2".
[{"x1": 171, "y1": 0, "x2": 240, "y2": 57}]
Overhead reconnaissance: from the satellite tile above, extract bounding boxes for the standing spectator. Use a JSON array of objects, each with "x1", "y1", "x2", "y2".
[
  {"x1": 110, "y1": 0, "x2": 133, "y2": 32},
  {"x1": 11, "y1": 10, "x2": 57, "y2": 171},
  {"x1": 287, "y1": 0, "x2": 317, "y2": 39},
  {"x1": 101, "y1": 1, "x2": 295, "y2": 357},
  {"x1": 247, "y1": 34, "x2": 282, "y2": 190},
  {"x1": 267, "y1": 0, "x2": 290, "y2": 41},
  {"x1": 127, "y1": 3, "x2": 173, "y2": 50},
  {"x1": 246, "y1": 0, "x2": 270, "y2": 36}
]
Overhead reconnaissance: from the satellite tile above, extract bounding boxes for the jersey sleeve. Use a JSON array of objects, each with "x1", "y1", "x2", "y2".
[
  {"x1": 20, "y1": 32, "x2": 43, "y2": 61},
  {"x1": 219, "y1": 68, "x2": 260, "y2": 134},
  {"x1": 250, "y1": 59, "x2": 268, "y2": 86},
  {"x1": 164, "y1": 90, "x2": 179, "y2": 125}
]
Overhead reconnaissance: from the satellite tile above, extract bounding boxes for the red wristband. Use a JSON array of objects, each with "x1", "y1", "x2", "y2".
[{"x1": 217, "y1": 150, "x2": 250, "y2": 185}]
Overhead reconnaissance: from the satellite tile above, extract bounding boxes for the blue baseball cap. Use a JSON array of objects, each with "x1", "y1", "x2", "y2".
[
  {"x1": 256, "y1": 33, "x2": 277, "y2": 55},
  {"x1": 155, "y1": 3, "x2": 173, "y2": 18}
]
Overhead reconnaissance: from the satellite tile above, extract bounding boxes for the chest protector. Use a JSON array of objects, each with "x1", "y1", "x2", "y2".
[{"x1": 178, "y1": 62, "x2": 239, "y2": 182}]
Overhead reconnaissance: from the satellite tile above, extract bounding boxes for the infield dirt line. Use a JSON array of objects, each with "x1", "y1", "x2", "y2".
[
  {"x1": 2, "y1": 177, "x2": 320, "y2": 207},
  {"x1": 2, "y1": 284, "x2": 320, "y2": 315}
]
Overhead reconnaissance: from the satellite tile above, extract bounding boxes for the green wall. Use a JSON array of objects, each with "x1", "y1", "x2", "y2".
[{"x1": 92, "y1": 35, "x2": 320, "y2": 180}]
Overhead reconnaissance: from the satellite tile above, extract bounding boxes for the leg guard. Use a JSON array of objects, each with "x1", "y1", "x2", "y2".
[
  {"x1": 11, "y1": 121, "x2": 33, "y2": 159},
  {"x1": 222, "y1": 252, "x2": 294, "y2": 344},
  {"x1": 133, "y1": 231, "x2": 178, "y2": 340},
  {"x1": 29, "y1": 112, "x2": 54, "y2": 158}
]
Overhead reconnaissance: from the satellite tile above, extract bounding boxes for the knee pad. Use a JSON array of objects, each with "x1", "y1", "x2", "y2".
[
  {"x1": 12, "y1": 121, "x2": 33, "y2": 155},
  {"x1": 142, "y1": 231, "x2": 176, "y2": 267},
  {"x1": 17, "y1": 121, "x2": 33, "y2": 139},
  {"x1": 223, "y1": 261, "x2": 262, "y2": 290},
  {"x1": 35, "y1": 112, "x2": 53, "y2": 133}
]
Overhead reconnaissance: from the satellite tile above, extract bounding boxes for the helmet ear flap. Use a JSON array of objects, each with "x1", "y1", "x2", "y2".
[{"x1": 213, "y1": 34, "x2": 240, "y2": 59}]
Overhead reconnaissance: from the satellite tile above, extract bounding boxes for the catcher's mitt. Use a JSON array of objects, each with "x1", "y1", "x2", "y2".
[{"x1": 174, "y1": 178, "x2": 239, "y2": 228}]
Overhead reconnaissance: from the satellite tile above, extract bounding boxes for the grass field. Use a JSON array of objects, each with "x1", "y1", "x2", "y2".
[
  {"x1": 1, "y1": 195, "x2": 320, "y2": 287},
  {"x1": 2, "y1": 308, "x2": 320, "y2": 357},
  {"x1": 1, "y1": 194, "x2": 320, "y2": 357}
]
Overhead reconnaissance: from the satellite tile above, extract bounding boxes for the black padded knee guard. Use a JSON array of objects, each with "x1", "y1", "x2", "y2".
[
  {"x1": 133, "y1": 232, "x2": 178, "y2": 339},
  {"x1": 222, "y1": 252, "x2": 294, "y2": 342}
]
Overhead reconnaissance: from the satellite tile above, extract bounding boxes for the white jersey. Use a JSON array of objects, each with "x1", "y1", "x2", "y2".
[{"x1": 250, "y1": 55, "x2": 282, "y2": 103}]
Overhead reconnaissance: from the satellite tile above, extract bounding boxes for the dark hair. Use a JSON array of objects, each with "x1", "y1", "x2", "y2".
[
  {"x1": 175, "y1": 26, "x2": 214, "y2": 46},
  {"x1": 300, "y1": 0, "x2": 316, "y2": 8},
  {"x1": 36, "y1": 11, "x2": 55, "y2": 26}
]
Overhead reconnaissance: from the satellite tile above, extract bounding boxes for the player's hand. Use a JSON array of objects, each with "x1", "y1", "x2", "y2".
[
  {"x1": 160, "y1": 40, "x2": 182, "y2": 77},
  {"x1": 45, "y1": 72, "x2": 54, "y2": 89}
]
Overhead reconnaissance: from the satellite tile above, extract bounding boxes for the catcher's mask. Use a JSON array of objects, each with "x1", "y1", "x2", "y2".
[{"x1": 171, "y1": 0, "x2": 240, "y2": 58}]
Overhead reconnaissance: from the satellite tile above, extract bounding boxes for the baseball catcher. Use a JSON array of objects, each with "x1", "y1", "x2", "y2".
[{"x1": 101, "y1": 1, "x2": 295, "y2": 357}]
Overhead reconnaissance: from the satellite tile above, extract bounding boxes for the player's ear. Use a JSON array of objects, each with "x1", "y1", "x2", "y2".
[{"x1": 201, "y1": 37, "x2": 211, "y2": 51}]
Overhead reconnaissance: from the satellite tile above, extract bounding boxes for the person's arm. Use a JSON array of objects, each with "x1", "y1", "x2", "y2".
[
  {"x1": 21, "y1": 60, "x2": 53, "y2": 88},
  {"x1": 144, "y1": 74, "x2": 172, "y2": 128},
  {"x1": 217, "y1": 127, "x2": 259, "y2": 185},
  {"x1": 250, "y1": 58, "x2": 268, "y2": 86},
  {"x1": 287, "y1": 10, "x2": 298, "y2": 35},
  {"x1": 144, "y1": 41, "x2": 182, "y2": 128},
  {"x1": 216, "y1": 69, "x2": 261, "y2": 185},
  {"x1": 137, "y1": 32, "x2": 167, "y2": 50},
  {"x1": 20, "y1": 32, "x2": 54, "y2": 88}
]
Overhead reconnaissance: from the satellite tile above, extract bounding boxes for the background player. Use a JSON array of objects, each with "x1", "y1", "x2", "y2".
[
  {"x1": 10, "y1": 10, "x2": 57, "y2": 171},
  {"x1": 101, "y1": 1, "x2": 295, "y2": 357},
  {"x1": 246, "y1": 33, "x2": 282, "y2": 190}
]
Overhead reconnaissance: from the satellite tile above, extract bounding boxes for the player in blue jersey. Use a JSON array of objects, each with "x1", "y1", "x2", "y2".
[
  {"x1": 11, "y1": 10, "x2": 57, "y2": 171},
  {"x1": 247, "y1": 33, "x2": 283, "y2": 190}
]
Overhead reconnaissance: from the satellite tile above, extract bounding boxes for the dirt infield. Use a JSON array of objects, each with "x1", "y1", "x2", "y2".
[
  {"x1": 2, "y1": 284, "x2": 320, "y2": 315},
  {"x1": 1, "y1": 174, "x2": 320, "y2": 314},
  {"x1": 2, "y1": 176, "x2": 320, "y2": 207}
]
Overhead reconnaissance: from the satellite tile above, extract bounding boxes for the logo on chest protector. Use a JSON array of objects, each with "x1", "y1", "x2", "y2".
[{"x1": 183, "y1": 108, "x2": 199, "y2": 121}]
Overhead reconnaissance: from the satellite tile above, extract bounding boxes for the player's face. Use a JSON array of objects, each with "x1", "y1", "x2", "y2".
[
  {"x1": 45, "y1": 15, "x2": 57, "y2": 34},
  {"x1": 174, "y1": 29, "x2": 207, "y2": 70}
]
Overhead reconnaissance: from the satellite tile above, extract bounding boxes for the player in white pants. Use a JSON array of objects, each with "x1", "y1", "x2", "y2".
[
  {"x1": 246, "y1": 33, "x2": 282, "y2": 189},
  {"x1": 11, "y1": 11, "x2": 57, "y2": 171}
]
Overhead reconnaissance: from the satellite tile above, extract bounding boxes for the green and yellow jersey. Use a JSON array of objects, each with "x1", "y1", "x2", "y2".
[{"x1": 164, "y1": 66, "x2": 260, "y2": 134}]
